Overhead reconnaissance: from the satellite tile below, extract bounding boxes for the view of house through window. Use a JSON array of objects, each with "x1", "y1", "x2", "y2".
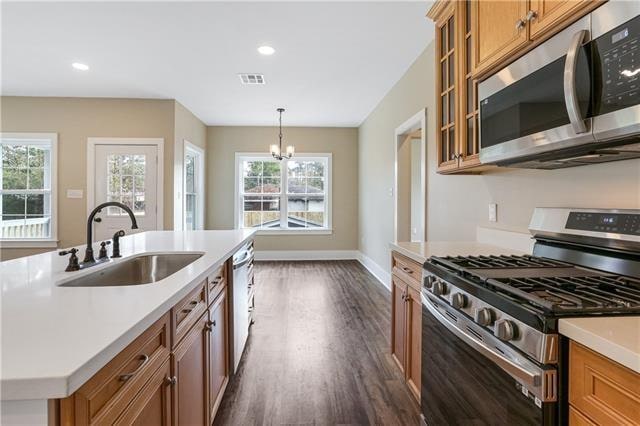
[
  {"x1": 0, "y1": 134, "x2": 56, "y2": 240},
  {"x1": 238, "y1": 155, "x2": 330, "y2": 230}
]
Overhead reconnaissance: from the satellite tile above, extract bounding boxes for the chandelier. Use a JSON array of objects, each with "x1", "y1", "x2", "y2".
[{"x1": 270, "y1": 108, "x2": 294, "y2": 160}]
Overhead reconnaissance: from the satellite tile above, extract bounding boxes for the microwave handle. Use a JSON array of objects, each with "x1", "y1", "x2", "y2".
[{"x1": 563, "y1": 29, "x2": 589, "y2": 134}]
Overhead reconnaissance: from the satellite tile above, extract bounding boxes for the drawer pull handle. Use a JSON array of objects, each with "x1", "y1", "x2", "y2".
[
  {"x1": 401, "y1": 266, "x2": 413, "y2": 274},
  {"x1": 119, "y1": 354, "x2": 150, "y2": 382},
  {"x1": 182, "y1": 300, "x2": 200, "y2": 313}
]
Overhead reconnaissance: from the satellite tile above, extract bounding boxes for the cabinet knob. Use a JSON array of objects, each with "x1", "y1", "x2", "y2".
[
  {"x1": 515, "y1": 19, "x2": 526, "y2": 31},
  {"x1": 165, "y1": 376, "x2": 177, "y2": 386},
  {"x1": 526, "y1": 10, "x2": 537, "y2": 22}
]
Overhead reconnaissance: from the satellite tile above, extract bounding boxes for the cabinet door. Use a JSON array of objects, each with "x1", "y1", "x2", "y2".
[
  {"x1": 528, "y1": 0, "x2": 600, "y2": 40},
  {"x1": 172, "y1": 313, "x2": 209, "y2": 426},
  {"x1": 114, "y1": 360, "x2": 172, "y2": 426},
  {"x1": 405, "y1": 286, "x2": 422, "y2": 401},
  {"x1": 435, "y1": 2, "x2": 460, "y2": 172},
  {"x1": 208, "y1": 291, "x2": 229, "y2": 424},
  {"x1": 391, "y1": 275, "x2": 408, "y2": 373},
  {"x1": 472, "y1": 0, "x2": 529, "y2": 75}
]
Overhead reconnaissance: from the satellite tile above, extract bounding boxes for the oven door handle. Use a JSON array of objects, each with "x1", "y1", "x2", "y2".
[
  {"x1": 421, "y1": 292, "x2": 541, "y2": 389},
  {"x1": 563, "y1": 29, "x2": 589, "y2": 134}
]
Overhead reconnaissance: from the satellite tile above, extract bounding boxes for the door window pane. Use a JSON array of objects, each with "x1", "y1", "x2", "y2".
[{"x1": 106, "y1": 154, "x2": 146, "y2": 215}]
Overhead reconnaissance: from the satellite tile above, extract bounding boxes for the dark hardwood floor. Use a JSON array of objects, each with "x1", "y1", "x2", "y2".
[{"x1": 214, "y1": 260, "x2": 421, "y2": 426}]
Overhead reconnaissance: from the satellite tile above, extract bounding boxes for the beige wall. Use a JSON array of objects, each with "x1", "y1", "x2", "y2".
[
  {"x1": 206, "y1": 126, "x2": 359, "y2": 251},
  {"x1": 0, "y1": 96, "x2": 181, "y2": 260},
  {"x1": 358, "y1": 42, "x2": 640, "y2": 272},
  {"x1": 173, "y1": 101, "x2": 207, "y2": 229}
]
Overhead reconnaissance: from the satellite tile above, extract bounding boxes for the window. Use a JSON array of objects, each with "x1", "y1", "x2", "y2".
[
  {"x1": 184, "y1": 142, "x2": 204, "y2": 230},
  {"x1": 0, "y1": 133, "x2": 57, "y2": 246},
  {"x1": 107, "y1": 154, "x2": 146, "y2": 215},
  {"x1": 236, "y1": 154, "x2": 331, "y2": 233}
]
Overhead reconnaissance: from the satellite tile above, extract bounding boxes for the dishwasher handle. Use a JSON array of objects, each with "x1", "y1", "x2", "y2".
[{"x1": 233, "y1": 250, "x2": 252, "y2": 269}]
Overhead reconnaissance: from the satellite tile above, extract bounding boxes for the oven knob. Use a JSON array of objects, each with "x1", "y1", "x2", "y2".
[
  {"x1": 450, "y1": 293, "x2": 468, "y2": 309},
  {"x1": 431, "y1": 281, "x2": 447, "y2": 296},
  {"x1": 494, "y1": 319, "x2": 517, "y2": 341},
  {"x1": 424, "y1": 275, "x2": 436, "y2": 289},
  {"x1": 474, "y1": 308, "x2": 494, "y2": 327}
]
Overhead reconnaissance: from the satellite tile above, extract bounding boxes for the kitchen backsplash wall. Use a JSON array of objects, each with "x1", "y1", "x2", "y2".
[{"x1": 358, "y1": 41, "x2": 640, "y2": 273}]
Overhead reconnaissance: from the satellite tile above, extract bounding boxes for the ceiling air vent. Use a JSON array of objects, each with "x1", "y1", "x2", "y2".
[{"x1": 238, "y1": 73, "x2": 265, "y2": 85}]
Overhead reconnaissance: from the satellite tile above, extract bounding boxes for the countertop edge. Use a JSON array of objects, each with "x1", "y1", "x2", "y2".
[
  {"x1": 559, "y1": 318, "x2": 640, "y2": 374},
  {"x1": 1, "y1": 230, "x2": 256, "y2": 401},
  {"x1": 389, "y1": 242, "x2": 427, "y2": 264}
]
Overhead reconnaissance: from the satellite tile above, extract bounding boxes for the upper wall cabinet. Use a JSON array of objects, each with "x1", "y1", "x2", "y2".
[{"x1": 427, "y1": 0, "x2": 603, "y2": 174}]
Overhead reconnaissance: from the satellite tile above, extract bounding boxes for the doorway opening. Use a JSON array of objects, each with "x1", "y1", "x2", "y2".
[{"x1": 394, "y1": 109, "x2": 427, "y2": 243}]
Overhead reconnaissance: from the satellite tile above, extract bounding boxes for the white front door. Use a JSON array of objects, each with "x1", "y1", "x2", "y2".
[{"x1": 93, "y1": 144, "x2": 158, "y2": 241}]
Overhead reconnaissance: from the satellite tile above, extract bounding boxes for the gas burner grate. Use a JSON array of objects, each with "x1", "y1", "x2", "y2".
[
  {"x1": 434, "y1": 254, "x2": 571, "y2": 270},
  {"x1": 487, "y1": 274, "x2": 640, "y2": 312}
]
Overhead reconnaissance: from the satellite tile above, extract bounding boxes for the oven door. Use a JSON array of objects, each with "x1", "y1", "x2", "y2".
[{"x1": 420, "y1": 291, "x2": 557, "y2": 426}]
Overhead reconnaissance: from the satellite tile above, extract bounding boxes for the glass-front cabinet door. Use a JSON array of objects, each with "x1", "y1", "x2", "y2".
[{"x1": 435, "y1": 2, "x2": 459, "y2": 173}]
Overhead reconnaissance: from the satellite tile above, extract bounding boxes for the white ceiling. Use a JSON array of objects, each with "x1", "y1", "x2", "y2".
[{"x1": 1, "y1": 1, "x2": 434, "y2": 126}]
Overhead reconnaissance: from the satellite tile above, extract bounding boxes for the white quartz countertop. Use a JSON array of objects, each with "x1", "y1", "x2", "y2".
[
  {"x1": 0, "y1": 229, "x2": 255, "y2": 400},
  {"x1": 559, "y1": 316, "x2": 640, "y2": 373},
  {"x1": 389, "y1": 240, "x2": 526, "y2": 264}
]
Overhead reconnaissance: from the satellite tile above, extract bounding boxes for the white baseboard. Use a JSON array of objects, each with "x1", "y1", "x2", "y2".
[
  {"x1": 357, "y1": 252, "x2": 391, "y2": 292},
  {"x1": 254, "y1": 250, "x2": 359, "y2": 261},
  {"x1": 254, "y1": 249, "x2": 392, "y2": 292}
]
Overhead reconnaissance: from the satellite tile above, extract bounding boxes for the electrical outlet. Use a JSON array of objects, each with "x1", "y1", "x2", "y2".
[
  {"x1": 388, "y1": 187, "x2": 393, "y2": 197},
  {"x1": 489, "y1": 203, "x2": 497, "y2": 222}
]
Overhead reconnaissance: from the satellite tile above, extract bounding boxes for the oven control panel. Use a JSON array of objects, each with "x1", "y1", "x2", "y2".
[{"x1": 566, "y1": 212, "x2": 640, "y2": 235}]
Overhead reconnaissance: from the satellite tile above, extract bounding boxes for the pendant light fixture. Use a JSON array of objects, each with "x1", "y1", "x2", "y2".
[{"x1": 270, "y1": 108, "x2": 294, "y2": 160}]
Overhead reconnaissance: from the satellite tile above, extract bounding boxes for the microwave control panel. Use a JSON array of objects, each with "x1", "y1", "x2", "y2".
[
  {"x1": 596, "y1": 14, "x2": 640, "y2": 112},
  {"x1": 566, "y1": 212, "x2": 640, "y2": 236}
]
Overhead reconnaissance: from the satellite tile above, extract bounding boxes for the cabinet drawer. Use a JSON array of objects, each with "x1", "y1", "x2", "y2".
[
  {"x1": 392, "y1": 251, "x2": 422, "y2": 288},
  {"x1": 569, "y1": 341, "x2": 640, "y2": 425},
  {"x1": 61, "y1": 313, "x2": 171, "y2": 425},
  {"x1": 172, "y1": 281, "x2": 207, "y2": 348},
  {"x1": 207, "y1": 263, "x2": 227, "y2": 305},
  {"x1": 569, "y1": 406, "x2": 596, "y2": 426}
]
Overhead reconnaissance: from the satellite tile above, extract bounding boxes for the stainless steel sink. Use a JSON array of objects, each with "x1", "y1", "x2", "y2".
[{"x1": 59, "y1": 253, "x2": 203, "y2": 287}]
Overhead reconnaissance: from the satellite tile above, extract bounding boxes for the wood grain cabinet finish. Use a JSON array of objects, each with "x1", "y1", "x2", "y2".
[
  {"x1": 428, "y1": 0, "x2": 601, "y2": 174},
  {"x1": 172, "y1": 281, "x2": 208, "y2": 348},
  {"x1": 207, "y1": 263, "x2": 227, "y2": 305},
  {"x1": 58, "y1": 313, "x2": 171, "y2": 425},
  {"x1": 171, "y1": 312, "x2": 209, "y2": 426},
  {"x1": 390, "y1": 251, "x2": 423, "y2": 401},
  {"x1": 207, "y1": 291, "x2": 229, "y2": 425},
  {"x1": 113, "y1": 359, "x2": 172, "y2": 426},
  {"x1": 569, "y1": 341, "x2": 640, "y2": 425}
]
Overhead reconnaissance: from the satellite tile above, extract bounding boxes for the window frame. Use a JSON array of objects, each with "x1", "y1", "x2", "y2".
[
  {"x1": 0, "y1": 132, "x2": 58, "y2": 248},
  {"x1": 234, "y1": 153, "x2": 332, "y2": 235},
  {"x1": 183, "y1": 141, "x2": 205, "y2": 231}
]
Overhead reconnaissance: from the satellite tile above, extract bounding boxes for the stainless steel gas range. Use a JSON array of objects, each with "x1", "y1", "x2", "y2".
[{"x1": 420, "y1": 208, "x2": 640, "y2": 425}]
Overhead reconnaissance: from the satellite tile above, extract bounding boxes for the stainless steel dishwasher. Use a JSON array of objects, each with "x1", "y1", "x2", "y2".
[{"x1": 230, "y1": 244, "x2": 253, "y2": 373}]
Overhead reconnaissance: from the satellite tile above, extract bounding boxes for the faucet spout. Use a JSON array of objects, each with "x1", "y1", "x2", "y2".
[{"x1": 84, "y1": 201, "x2": 138, "y2": 263}]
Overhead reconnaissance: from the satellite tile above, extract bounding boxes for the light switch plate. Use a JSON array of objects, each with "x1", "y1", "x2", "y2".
[
  {"x1": 489, "y1": 203, "x2": 497, "y2": 222},
  {"x1": 66, "y1": 189, "x2": 83, "y2": 199}
]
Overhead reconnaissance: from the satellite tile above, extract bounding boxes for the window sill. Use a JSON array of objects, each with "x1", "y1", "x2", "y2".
[
  {"x1": 0, "y1": 239, "x2": 59, "y2": 249},
  {"x1": 253, "y1": 228, "x2": 333, "y2": 236}
]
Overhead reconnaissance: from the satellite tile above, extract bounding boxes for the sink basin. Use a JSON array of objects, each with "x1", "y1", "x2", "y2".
[{"x1": 59, "y1": 253, "x2": 204, "y2": 287}]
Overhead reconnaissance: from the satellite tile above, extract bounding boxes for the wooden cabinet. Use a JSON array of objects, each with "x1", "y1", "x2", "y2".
[
  {"x1": 390, "y1": 251, "x2": 422, "y2": 401},
  {"x1": 569, "y1": 341, "x2": 640, "y2": 425},
  {"x1": 472, "y1": 0, "x2": 529, "y2": 75},
  {"x1": 113, "y1": 359, "x2": 172, "y2": 426},
  {"x1": 428, "y1": 0, "x2": 601, "y2": 174},
  {"x1": 57, "y1": 313, "x2": 171, "y2": 425},
  {"x1": 207, "y1": 289, "x2": 229, "y2": 425},
  {"x1": 429, "y1": 0, "x2": 488, "y2": 173},
  {"x1": 172, "y1": 281, "x2": 208, "y2": 348},
  {"x1": 172, "y1": 312, "x2": 209, "y2": 426}
]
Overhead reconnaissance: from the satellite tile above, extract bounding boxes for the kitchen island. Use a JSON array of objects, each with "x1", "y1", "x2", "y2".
[{"x1": 1, "y1": 229, "x2": 255, "y2": 425}]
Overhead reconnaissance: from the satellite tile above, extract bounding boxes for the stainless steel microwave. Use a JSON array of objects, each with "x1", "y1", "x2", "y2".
[{"x1": 478, "y1": 1, "x2": 640, "y2": 169}]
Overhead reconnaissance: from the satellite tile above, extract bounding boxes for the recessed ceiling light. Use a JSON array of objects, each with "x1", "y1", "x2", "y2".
[
  {"x1": 257, "y1": 46, "x2": 275, "y2": 56},
  {"x1": 72, "y1": 62, "x2": 89, "y2": 71}
]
